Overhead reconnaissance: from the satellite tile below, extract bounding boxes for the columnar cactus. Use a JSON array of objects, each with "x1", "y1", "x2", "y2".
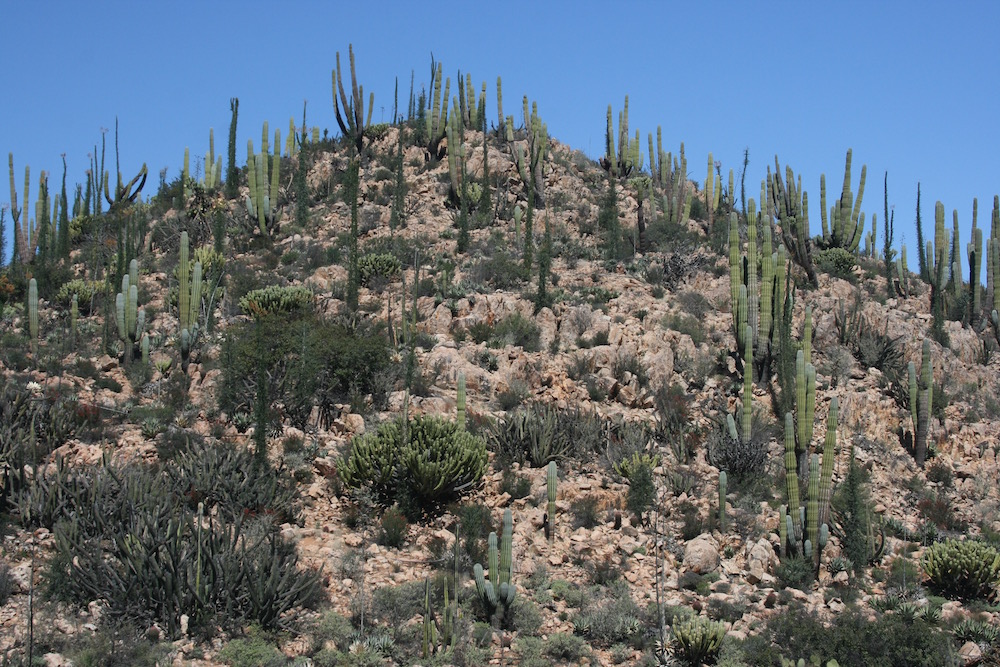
[
  {"x1": 115, "y1": 265, "x2": 145, "y2": 364},
  {"x1": 27, "y1": 277, "x2": 38, "y2": 357},
  {"x1": 70, "y1": 293, "x2": 78, "y2": 346},
  {"x1": 546, "y1": 461, "x2": 557, "y2": 542},
  {"x1": 178, "y1": 231, "x2": 202, "y2": 371},
  {"x1": 332, "y1": 44, "x2": 373, "y2": 156},
  {"x1": 780, "y1": 397, "x2": 838, "y2": 571},
  {"x1": 718, "y1": 471, "x2": 728, "y2": 533},
  {"x1": 425, "y1": 61, "x2": 449, "y2": 158},
  {"x1": 908, "y1": 339, "x2": 934, "y2": 467},
  {"x1": 473, "y1": 508, "x2": 515, "y2": 620},
  {"x1": 771, "y1": 158, "x2": 818, "y2": 286},
  {"x1": 456, "y1": 373, "x2": 466, "y2": 431},
  {"x1": 968, "y1": 198, "x2": 983, "y2": 322},
  {"x1": 820, "y1": 149, "x2": 866, "y2": 252},
  {"x1": 245, "y1": 131, "x2": 281, "y2": 237}
]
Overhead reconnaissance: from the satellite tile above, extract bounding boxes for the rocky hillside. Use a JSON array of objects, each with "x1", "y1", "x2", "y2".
[{"x1": 2, "y1": 79, "x2": 1000, "y2": 667}]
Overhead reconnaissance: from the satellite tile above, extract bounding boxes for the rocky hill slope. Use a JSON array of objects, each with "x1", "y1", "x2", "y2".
[{"x1": 2, "y1": 92, "x2": 1000, "y2": 667}]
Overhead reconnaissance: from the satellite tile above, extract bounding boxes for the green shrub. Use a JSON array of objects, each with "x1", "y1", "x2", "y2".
[
  {"x1": 491, "y1": 312, "x2": 541, "y2": 351},
  {"x1": 377, "y1": 505, "x2": 408, "y2": 548},
  {"x1": 218, "y1": 627, "x2": 286, "y2": 667},
  {"x1": 671, "y1": 616, "x2": 726, "y2": 666},
  {"x1": 339, "y1": 414, "x2": 488, "y2": 515},
  {"x1": 815, "y1": 246, "x2": 857, "y2": 280},
  {"x1": 544, "y1": 632, "x2": 591, "y2": 662},
  {"x1": 776, "y1": 555, "x2": 815, "y2": 591},
  {"x1": 219, "y1": 315, "x2": 392, "y2": 429},
  {"x1": 238, "y1": 284, "x2": 314, "y2": 318},
  {"x1": 358, "y1": 252, "x2": 402, "y2": 286},
  {"x1": 922, "y1": 539, "x2": 1000, "y2": 600},
  {"x1": 56, "y1": 279, "x2": 102, "y2": 313},
  {"x1": 573, "y1": 588, "x2": 645, "y2": 647}
]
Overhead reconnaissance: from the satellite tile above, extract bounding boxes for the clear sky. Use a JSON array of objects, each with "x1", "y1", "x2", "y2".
[{"x1": 3, "y1": 1, "x2": 998, "y2": 271}]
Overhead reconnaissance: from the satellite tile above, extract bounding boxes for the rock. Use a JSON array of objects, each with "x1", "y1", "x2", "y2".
[
  {"x1": 43, "y1": 654, "x2": 71, "y2": 667},
  {"x1": 746, "y1": 538, "x2": 775, "y2": 584},
  {"x1": 342, "y1": 413, "x2": 365, "y2": 435},
  {"x1": 424, "y1": 304, "x2": 454, "y2": 335},
  {"x1": 958, "y1": 641, "x2": 982, "y2": 662},
  {"x1": 683, "y1": 534, "x2": 720, "y2": 574}
]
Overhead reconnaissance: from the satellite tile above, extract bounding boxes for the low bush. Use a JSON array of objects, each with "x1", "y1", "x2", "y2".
[
  {"x1": 339, "y1": 415, "x2": 488, "y2": 516},
  {"x1": 238, "y1": 284, "x2": 314, "y2": 318},
  {"x1": 922, "y1": 539, "x2": 1000, "y2": 600},
  {"x1": 486, "y1": 403, "x2": 603, "y2": 467}
]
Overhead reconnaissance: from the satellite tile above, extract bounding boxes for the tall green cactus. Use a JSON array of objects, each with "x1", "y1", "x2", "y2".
[
  {"x1": 473, "y1": 508, "x2": 515, "y2": 620},
  {"x1": 781, "y1": 398, "x2": 838, "y2": 571},
  {"x1": 245, "y1": 135, "x2": 280, "y2": 237},
  {"x1": 546, "y1": 461, "x2": 557, "y2": 542},
  {"x1": 718, "y1": 471, "x2": 728, "y2": 533},
  {"x1": 178, "y1": 231, "x2": 202, "y2": 372},
  {"x1": 968, "y1": 198, "x2": 983, "y2": 322},
  {"x1": 27, "y1": 277, "x2": 38, "y2": 357},
  {"x1": 771, "y1": 158, "x2": 818, "y2": 287},
  {"x1": 456, "y1": 373, "x2": 466, "y2": 431},
  {"x1": 115, "y1": 262, "x2": 145, "y2": 364},
  {"x1": 332, "y1": 44, "x2": 373, "y2": 156},
  {"x1": 909, "y1": 339, "x2": 934, "y2": 467},
  {"x1": 820, "y1": 149, "x2": 866, "y2": 252}
]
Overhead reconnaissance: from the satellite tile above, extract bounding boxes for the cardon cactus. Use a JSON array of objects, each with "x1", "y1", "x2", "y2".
[
  {"x1": 456, "y1": 373, "x2": 466, "y2": 431},
  {"x1": 546, "y1": 460, "x2": 557, "y2": 541},
  {"x1": 473, "y1": 508, "x2": 515, "y2": 620},
  {"x1": 27, "y1": 278, "x2": 38, "y2": 357},
  {"x1": 115, "y1": 265, "x2": 145, "y2": 364},
  {"x1": 908, "y1": 339, "x2": 934, "y2": 467}
]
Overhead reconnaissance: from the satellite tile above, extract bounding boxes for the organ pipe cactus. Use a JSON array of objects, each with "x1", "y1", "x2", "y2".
[
  {"x1": 908, "y1": 339, "x2": 934, "y2": 467},
  {"x1": 771, "y1": 158, "x2": 818, "y2": 286},
  {"x1": 456, "y1": 373, "x2": 466, "y2": 430},
  {"x1": 245, "y1": 135, "x2": 280, "y2": 237},
  {"x1": 718, "y1": 471, "x2": 728, "y2": 533},
  {"x1": 425, "y1": 60, "x2": 449, "y2": 158},
  {"x1": 332, "y1": 44, "x2": 373, "y2": 155},
  {"x1": 968, "y1": 198, "x2": 983, "y2": 322},
  {"x1": 781, "y1": 397, "x2": 838, "y2": 571},
  {"x1": 820, "y1": 149, "x2": 866, "y2": 252},
  {"x1": 28, "y1": 278, "x2": 38, "y2": 357},
  {"x1": 473, "y1": 508, "x2": 515, "y2": 620},
  {"x1": 115, "y1": 267, "x2": 145, "y2": 365},
  {"x1": 546, "y1": 461, "x2": 557, "y2": 542}
]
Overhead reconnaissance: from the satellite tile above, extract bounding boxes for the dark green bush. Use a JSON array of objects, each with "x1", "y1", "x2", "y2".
[
  {"x1": 238, "y1": 284, "x2": 314, "y2": 318},
  {"x1": 815, "y1": 246, "x2": 858, "y2": 280},
  {"x1": 377, "y1": 505, "x2": 408, "y2": 548},
  {"x1": 339, "y1": 415, "x2": 488, "y2": 516},
  {"x1": 38, "y1": 462, "x2": 322, "y2": 637},
  {"x1": 219, "y1": 314, "x2": 392, "y2": 430},
  {"x1": 739, "y1": 606, "x2": 958, "y2": 667},
  {"x1": 922, "y1": 539, "x2": 1000, "y2": 600},
  {"x1": 358, "y1": 252, "x2": 402, "y2": 286}
]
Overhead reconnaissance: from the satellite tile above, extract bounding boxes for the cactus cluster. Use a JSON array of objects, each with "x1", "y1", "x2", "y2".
[
  {"x1": 115, "y1": 259, "x2": 146, "y2": 364},
  {"x1": 728, "y1": 205, "x2": 789, "y2": 376},
  {"x1": 178, "y1": 231, "x2": 202, "y2": 371},
  {"x1": 473, "y1": 508, "x2": 515, "y2": 621},
  {"x1": 245, "y1": 123, "x2": 281, "y2": 237},
  {"x1": 332, "y1": 44, "x2": 373, "y2": 156},
  {"x1": 238, "y1": 285, "x2": 314, "y2": 319},
  {"x1": 422, "y1": 576, "x2": 455, "y2": 657},
  {"x1": 770, "y1": 158, "x2": 817, "y2": 286},
  {"x1": 779, "y1": 398, "x2": 838, "y2": 572},
  {"x1": 819, "y1": 149, "x2": 867, "y2": 253}
]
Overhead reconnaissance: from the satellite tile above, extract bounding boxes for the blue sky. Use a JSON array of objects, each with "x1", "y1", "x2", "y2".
[{"x1": 3, "y1": 1, "x2": 998, "y2": 272}]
